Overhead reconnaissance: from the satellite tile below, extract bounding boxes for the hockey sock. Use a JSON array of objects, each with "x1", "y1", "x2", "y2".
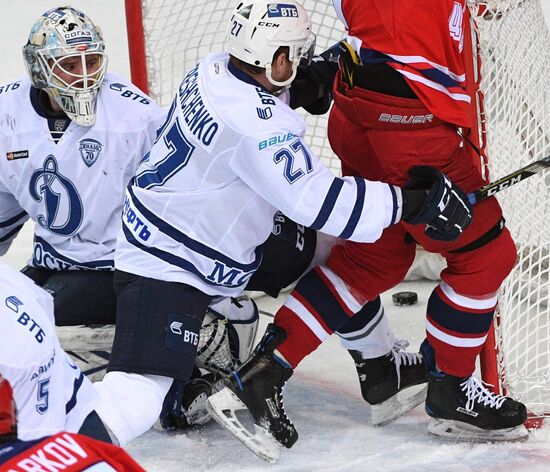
[
  {"x1": 336, "y1": 296, "x2": 395, "y2": 359},
  {"x1": 274, "y1": 265, "x2": 364, "y2": 367},
  {"x1": 94, "y1": 372, "x2": 173, "y2": 445},
  {"x1": 426, "y1": 282, "x2": 497, "y2": 377}
]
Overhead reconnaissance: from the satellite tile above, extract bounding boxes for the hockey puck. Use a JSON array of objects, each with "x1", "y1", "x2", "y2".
[{"x1": 392, "y1": 291, "x2": 418, "y2": 306}]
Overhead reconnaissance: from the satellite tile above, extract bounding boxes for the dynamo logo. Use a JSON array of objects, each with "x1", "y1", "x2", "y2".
[{"x1": 79, "y1": 138, "x2": 103, "y2": 167}]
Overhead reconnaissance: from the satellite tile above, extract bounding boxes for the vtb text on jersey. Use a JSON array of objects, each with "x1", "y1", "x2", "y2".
[
  {"x1": 115, "y1": 52, "x2": 400, "y2": 297},
  {"x1": 0, "y1": 262, "x2": 98, "y2": 440}
]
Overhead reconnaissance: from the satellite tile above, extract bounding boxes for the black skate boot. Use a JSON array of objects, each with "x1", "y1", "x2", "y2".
[
  {"x1": 207, "y1": 323, "x2": 296, "y2": 462},
  {"x1": 421, "y1": 339, "x2": 528, "y2": 442},
  {"x1": 350, "y1": 340, "x2": 428, "y2": 425},
  {"x1": 160, "y1": 368, "x2": 224, "y2": 430}
]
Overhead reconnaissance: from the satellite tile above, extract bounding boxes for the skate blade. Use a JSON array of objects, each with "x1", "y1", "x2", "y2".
[
  {"x1": 428, "y1": 418, "x2": 529, "y2": 442},
  {"x1": 206, "y1": 387, "x2": 282, "y2": 463},
  {"x1": 371, "y1": 385, "x2": 427, "y2": 426},
  {"x1": 185, "y1": 392, "x2": 212, "y2": 426}
]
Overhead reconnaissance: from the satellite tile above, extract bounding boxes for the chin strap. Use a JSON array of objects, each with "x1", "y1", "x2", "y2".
[{"x1": 265, "y1": 61, "x2": 299, "y2": 88}]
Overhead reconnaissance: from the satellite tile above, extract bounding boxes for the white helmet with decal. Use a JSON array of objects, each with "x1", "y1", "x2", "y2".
[
  {"x1": 23, "y1": 7, "x2": 108, "y2": 126},
  {"x1": 227, "y1": 0, "x2": 315, "y2": 87}
]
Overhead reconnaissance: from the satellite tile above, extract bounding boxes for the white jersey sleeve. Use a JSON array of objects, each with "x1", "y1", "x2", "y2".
[
  {"x1": 0, "y1": 185, "x2": 29, "y2": 256},
  {"x1": 0, "y1": 261, "x2": 98, "y2": 440},
  {"x1": 114, "y1": 53, "x2": 401, "y2": 296},
  {"x1": 232, "y1": 134, "x2": 399, "y2": 242}
]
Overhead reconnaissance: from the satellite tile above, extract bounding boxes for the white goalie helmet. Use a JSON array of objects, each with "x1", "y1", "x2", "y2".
[
  {"x1": 227, "y1": 0, "x2": 315, "y2": 87},
  {"x1": 23, "y1": 7, "x2": 108, "y2": 126}
]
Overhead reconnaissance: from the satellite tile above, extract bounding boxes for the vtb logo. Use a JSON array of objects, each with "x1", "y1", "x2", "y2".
[
  {"x1": 169, "y1": 322, "x2": 199, "y2": 345},
  {"x1": 29, "y1": 155, "x2": 83, "y2": 236}
]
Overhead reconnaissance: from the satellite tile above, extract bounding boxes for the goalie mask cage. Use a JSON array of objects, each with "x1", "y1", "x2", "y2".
[{"x1": 125, "y1": 0, "x2": 550, "y2": 423}]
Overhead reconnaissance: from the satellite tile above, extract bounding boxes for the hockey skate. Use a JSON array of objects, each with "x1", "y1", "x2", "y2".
[
  {"x1": 207, "y1": 324, "x2": 296, "y2": 463},
  {"x1": 160, "y1": 368, "x2": 225, "y2": 430},
  {"x1": 421, "y1": 340, "x2": 528, "y2": 442},
  {"x1": 350, "y1": 340, "x2": 428, "y2": 426}
]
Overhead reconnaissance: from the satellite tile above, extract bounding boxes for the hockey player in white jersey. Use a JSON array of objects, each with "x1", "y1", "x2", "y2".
[
  {"x1": 92, "y1": 0, "x2": 473, "y2": 452},
  {"x1": 0, "y1": 6, "x2": 262, "y2": 432},
  {"x1": 0, "y1": 7, "x2": 165, "y2": 327},
  {"x1": 0, "y1": 260, "x2": 110, "y2": 442}
]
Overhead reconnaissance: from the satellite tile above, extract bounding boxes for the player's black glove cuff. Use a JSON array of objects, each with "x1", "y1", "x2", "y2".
[
  {"x1": 401, "y1": 166, "x2": 473, "y2": 241},
  {"x1": 289, "y1": 46, "x2": 339, "y2": 115}
]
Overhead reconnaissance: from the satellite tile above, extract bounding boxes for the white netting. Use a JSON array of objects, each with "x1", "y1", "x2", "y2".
[
  {"x1": 139, "y1": 0, "x2": 344, "y2": 174},
  {"x1": 470, "y1": 0, "x2": 550, "y2": 415},
  {"x1": 134, "y1": 0, "x2": 550, "y2": 415}
]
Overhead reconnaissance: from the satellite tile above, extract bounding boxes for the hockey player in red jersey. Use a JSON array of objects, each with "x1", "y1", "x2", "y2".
[
  {"x1": 207, "y1": 0, "x2": 528, "y2": 460},
  {"x1": 0, "y1": 375, "x2": 145, "y2": 472},
  {"x1": 322, "y1": 0, "x2": 528, "y2": 442}
]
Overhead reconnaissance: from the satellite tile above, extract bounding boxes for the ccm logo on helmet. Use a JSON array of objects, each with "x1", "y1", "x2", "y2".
[{"x1": 378, "y1": 113, "x2": 434, "y2": 124}]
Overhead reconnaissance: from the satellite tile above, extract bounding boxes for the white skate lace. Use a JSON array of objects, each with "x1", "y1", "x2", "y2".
[
  {"x1": 391, "y1": 339, "x2": 424, "y2": 389},
  {"x1": 275, "y1": 384, "x2": 292, "y2": 424},
  {"x1": 460, "y1": 376, "x2": 507, "y2": 411}
]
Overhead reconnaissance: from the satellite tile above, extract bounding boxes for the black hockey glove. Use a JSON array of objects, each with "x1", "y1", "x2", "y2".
[
  {"x1": 401, "y1": 166, "x2": 473, "y2": 242},
  {"x1": 289, "y1": 45, "x2": 339, "y2": 115}
]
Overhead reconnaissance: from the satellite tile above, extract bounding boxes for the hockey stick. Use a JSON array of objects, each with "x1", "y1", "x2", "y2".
[{"x1": 467, "y1": 156, "x2": 550, "y2": 205}]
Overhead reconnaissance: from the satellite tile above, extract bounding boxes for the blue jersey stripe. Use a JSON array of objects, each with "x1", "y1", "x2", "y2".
[
  {"x1": 389, "y1": 184, "x2": 399, "y2": 225},
  {"x1": 0, "y1": 211, "x2": 27, "y2": 228},
  {"x1": 359, "y1": 48, "x2": 462, "y2": 88},
  {"x1": 127, "y1": 186, "x2": 261, "y2": 272},
  {"x1": 0, "y1": 224, "x2": 24, "y2": 243},
  {"x1": 122, "y1": 225, "x2": 260, "y2": 289},
  {"x1": 310, "y1": 178, "x2": 344, "y2": 230},
  {"x1": 33, "y1": 237, "x2": 114, "y2": 269},
  {"x1": 65, "y1": 372, "x2": 85, "y2": 414},
  {"x1": 339, "y1": 177, "x2": 365, "y2": 239}
]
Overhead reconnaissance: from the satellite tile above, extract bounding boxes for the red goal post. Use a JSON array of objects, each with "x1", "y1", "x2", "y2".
[{"x1": 124, "y1": 0, "x2": 550, "y2": 425}]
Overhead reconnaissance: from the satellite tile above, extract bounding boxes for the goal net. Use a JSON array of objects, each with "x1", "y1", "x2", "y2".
[
  {"x1": 472, "y1": 0, "x2": 550, "y2": 418},
  {"x1": 125, "y1": 0, "x2": 550, "y2": 419}
]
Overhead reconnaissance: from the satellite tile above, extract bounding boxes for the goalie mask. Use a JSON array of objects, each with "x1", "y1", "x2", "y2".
[
  {"x1": 0, "y1": 375, "x2": 16, "y2": 443},
  {"x1": 227, "y1": 0, "x2": 315, "y2": 87},
  {"x1": 23, "y1": 7, "x2": 108, "y2": 126}
]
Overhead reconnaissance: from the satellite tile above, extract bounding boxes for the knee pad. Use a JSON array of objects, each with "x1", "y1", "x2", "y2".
[{"x1": 446, "y1": 226, "x2": 517, "y2": 296}]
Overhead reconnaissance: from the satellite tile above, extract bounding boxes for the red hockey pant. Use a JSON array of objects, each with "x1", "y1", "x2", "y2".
[{"x1": 323, "y1": 78, "x2": 517, "y2": 376}]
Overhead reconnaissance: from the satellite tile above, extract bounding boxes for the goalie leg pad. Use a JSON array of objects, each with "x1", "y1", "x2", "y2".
[{"x1": 198, "y1": 297, "x2": 259, "y2": 375}]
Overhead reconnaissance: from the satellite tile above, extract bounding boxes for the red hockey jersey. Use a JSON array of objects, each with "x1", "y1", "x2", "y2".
[
  {"x1": 333, "y1": 0, "x2": 474, "y2": 127},
  {"x1": 0, "y1": 432, "x2": 145, "y2": 471}
]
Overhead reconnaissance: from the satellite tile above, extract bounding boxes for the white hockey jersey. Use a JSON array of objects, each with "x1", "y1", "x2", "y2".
[
  {"x1": 0, "y1": 73, "x2": 165, "y2": 270},
  {"x1": 0, "y1": 261, "x2": 98, "y2": 440},
  {"x1": 115, "y1": 52, "x2": 401, "y2": 296}
]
